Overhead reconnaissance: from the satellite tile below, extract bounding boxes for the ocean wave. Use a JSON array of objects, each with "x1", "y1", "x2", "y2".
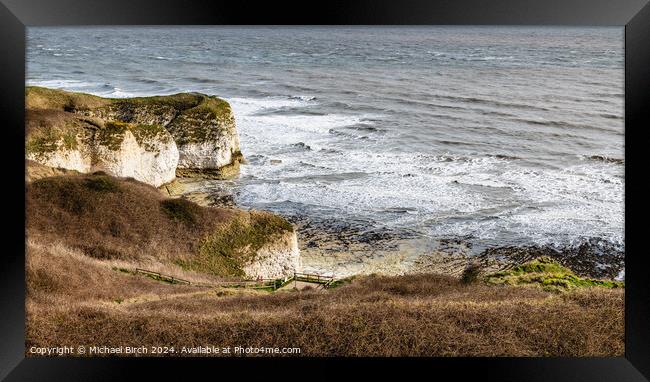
[
  {"x1": 107, "y1": 88, "x2": 137, "y2": 98},
  {"x1": 584, "y1": 155, "x2": 624, "y2": 165},
  {"x1": 27, "y1": 79, "x2": 116, "y2": 95},
  {"x1": 598, "y1": 113, "x2": 623, "y2": 120},
  {"x1": 184, "y1": 76, "x2": 221, "y2": 84},
  {"x1": 134, "y1": 78, "x2": 163, "y2": 85},
  {"x1": 229, "y1": 96, "x2": 312, "y2": 116},
  {"x1": 289, "y1": 95, "x2": 317, "y2": 101},
  {"x1": 510, "y1": 117, "x2": 621, "y2": 134},
  {"x1": 433, "y1": 94, "x2": 552, "y2": 112}
]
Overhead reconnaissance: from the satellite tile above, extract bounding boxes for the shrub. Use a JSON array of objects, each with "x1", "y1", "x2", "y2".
[
  {"x1": 83, "y1": 175, "x2": 120, "y2": 193},
  {"x1": 78, "y1": 245, "x2": 126, "y2": 260},
  {"x1": 160, "y1": 198, "x2": 200, "y2": 227}
]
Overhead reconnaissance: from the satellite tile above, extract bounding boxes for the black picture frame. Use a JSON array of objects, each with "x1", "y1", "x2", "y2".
[{"x1": 1, "y1": 0, "x2": 648, "y2": 380}]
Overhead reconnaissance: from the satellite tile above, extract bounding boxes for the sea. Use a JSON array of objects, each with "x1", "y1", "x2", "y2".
[{"x1": 26, "y1": 26, "x2": 625, "y2": 276}]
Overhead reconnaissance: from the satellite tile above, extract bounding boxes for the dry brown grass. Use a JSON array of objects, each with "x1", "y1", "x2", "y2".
[
  {"x1": 26, "y1": 239, "x2": 624, "y2": 357},
  {"x1": 25, "y1": 170, "x2": 624, "y2": 357},
  {"x1": 25, "y1": 160, "x2": 80, "y2": 182},
  {"x1": 26, "y1": 171, "x2": 293, "y2": 278},
  {"x1": 26, "y1": 172, "x2": 227, "y2": 263}
]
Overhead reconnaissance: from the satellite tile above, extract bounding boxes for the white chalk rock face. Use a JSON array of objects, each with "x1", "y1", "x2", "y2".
[
  {"x1": 165, "y1": 95, "x2": 242, "y2": 177},
  {"x1": 135, "y1": 135, "x2": 180, "y2": 187},
  {"x1": 177, "y1": 139, "x2": 240, "y2": 170},
  {"x1": 26, "y1": 141, "x2": 92, "y2": 174},
  {"x1": 242, "y1": 231, "x2": 301, "y2": 279},
  {"x1": 25, "y1": 108, "x2": 179, "y2": 187},
  {"x1": 26, "y1": 87, "x2": 243, "y2": 186},
  {"x1": 91, "y1": 124, "x2": 179, "y2": 187}
]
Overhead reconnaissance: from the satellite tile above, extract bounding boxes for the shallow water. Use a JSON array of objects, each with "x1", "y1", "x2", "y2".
[{"x1": 27, "y1": 26, "x2": 625, "y2": 271}]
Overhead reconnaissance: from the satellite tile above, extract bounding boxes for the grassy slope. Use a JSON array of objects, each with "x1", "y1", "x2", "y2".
[
  {"x1": 25, "y1": 167, "x2": 624, "y2": 357},
  {"x1": 26, "y1": 241, "x2": 624, "y2": 356},
  {"x1": 26, "y1": 171, "x2": 293, "y2": 278}
]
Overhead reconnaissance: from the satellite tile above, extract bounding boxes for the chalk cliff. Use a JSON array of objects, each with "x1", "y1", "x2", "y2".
[{"x1": 25, "y1": 87, "x2": 243, "y2": 187}]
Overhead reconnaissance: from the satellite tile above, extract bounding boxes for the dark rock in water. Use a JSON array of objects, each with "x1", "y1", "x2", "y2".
[
  {"x1": 285, "y1": 214, "x2": 414, "y2": 255},
  {"x1": 588, "y1": 155, "x2": 624, "y2": 164},
  {"x1": 439, "y1": 237, "x2": 473, "y2": 249},
  {"x1": 208, "y1": 193, "x2": 237, "y2": 208},
  {"x1": 181, "y1": 191, "x2": 237, "y2": 208},
  {"x1": 476, "y1": 239, "x2": 624, "y2": 279},
  {"x1": 291, "y1": 142, "x2": 312, "y2": 150},
  {"x1": 490, "y1": 154, "x2": 520, "y2": 160}
]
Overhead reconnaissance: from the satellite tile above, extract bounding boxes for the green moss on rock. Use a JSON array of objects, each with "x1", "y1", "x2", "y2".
[
  {"x1": 96, "y1": 122, "x2": 128, "y2": 151},
  {"x1": 26, "y1": 86, "x2": 110, "y2": 111},
  {"x1": 130, "y1": 123, "x2": 172, "y2": 151},
  {"x1": 165, "y1": 96, "x2": 235, "y2": 146},
  {"x1": 26, "y1": 135, "x2": 61, "y2": 157},
  {"x1": 177, "y1": 211, "x2": 294, "y2": 277},
  {"x1": 111, "y1": 93, "x2": 205, "y2": 111},
  {"x1": 485, "y1": 256, "x2": 624, "y2": 292},
  {"x1": 26, "y1": 125, "x2": 80, "y2": 158}
]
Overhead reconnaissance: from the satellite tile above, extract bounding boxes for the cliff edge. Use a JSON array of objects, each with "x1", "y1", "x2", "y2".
[{"x1": 25, "y1": 87, "x2": 243, "y2": 187}]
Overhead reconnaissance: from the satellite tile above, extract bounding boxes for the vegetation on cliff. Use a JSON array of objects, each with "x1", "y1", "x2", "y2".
[
  {"x1": 26, "y1": 86, "x2": 109, "y2": 111},
  {"x1": 178, "y1": 211, "x2": 294, "y2": 277},
  {"x1": 25, "y1": 109, "x2": 88, "y2": 158},
  {"x1": 26, "y1": 86, "x2": 235, "y2": 147},
  {"x1": 165, "y1": 96, "x2": 235, "y2": 145},
  {"x1": 25, "y1": 86, "x2": 241, "y2": 181},
  {"x1": 484, "y1": 257, "x2": 624, "y2": 292},
  {"x1": 26, "y1": 170, "x2": 294, "y2": 277}
]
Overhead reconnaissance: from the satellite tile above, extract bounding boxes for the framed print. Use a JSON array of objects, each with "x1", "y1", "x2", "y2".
[{"x1": 1, "y1": 0, "x2": 649, "y2": 380}]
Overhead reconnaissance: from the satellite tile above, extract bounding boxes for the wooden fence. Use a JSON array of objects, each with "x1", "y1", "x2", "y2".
[
  {"x1": 133, "y1": 268, "x2": 336, "y2": 291},
  {"x1": 293, "y1": 272, "x2": 334, "y2": 284},
  {"x1": 135, "y1": 268, "x2": 190, "y2": 285}
]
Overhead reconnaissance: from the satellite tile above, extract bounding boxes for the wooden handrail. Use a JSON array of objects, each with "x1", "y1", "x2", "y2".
[
  {"x1": 135, "y1": 268, "x2": 190, "y2": 285},
  {"x1": 133, "y1": 268, "x2": 336, "y2": 291}
]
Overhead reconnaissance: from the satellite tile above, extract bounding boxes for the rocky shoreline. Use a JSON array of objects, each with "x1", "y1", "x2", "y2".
[
  {"x1": 25, "y1": 87, "x2": 298, "y2": 280},
  {"x1": 171, "y1": 178, "x2": 624, "y2": 281},
  {"x1": 26, "y1": 87, "x2": 624, "y2": 283}
]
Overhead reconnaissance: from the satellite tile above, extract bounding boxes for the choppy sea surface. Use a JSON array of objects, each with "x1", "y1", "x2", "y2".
[{"x1": 27, "y1": 26, "x2": 625, "y2": 274}]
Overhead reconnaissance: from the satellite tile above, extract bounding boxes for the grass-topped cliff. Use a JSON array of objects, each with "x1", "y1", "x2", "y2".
[
  {"x1": 26, "y1": 169, "x2": 294, "y2": 278},
  {"x1": 26, "y1": 86, "x2": 235, "y2": 143},
  {"x1": 25, "y1": 86, "x2": 243, "y2": 183},
  {"x1": 26, "y1": 86, "x2": 233, "y2": 126}
]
